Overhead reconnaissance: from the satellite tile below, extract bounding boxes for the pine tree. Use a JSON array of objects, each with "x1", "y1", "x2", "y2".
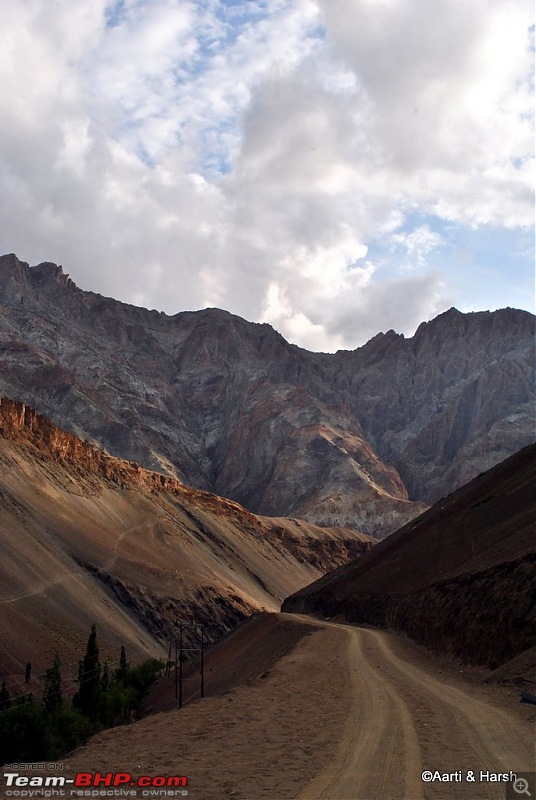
[
  {"x1": 116, "y1": 645, "x2": 128, "y2": 683},
  {"x1": 73, "y1": 624, "x2": 101, "y2": 719},
  {"x1": 101, "y1": 662, "x2": 109, "y2": 693},
  {"x1": 43, "y1": 653, "x2": 62, "y2": 714}
]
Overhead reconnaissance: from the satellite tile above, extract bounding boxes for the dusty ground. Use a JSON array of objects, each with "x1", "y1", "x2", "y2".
[{"x1": 30, "y1": 612, "x2": 535, "y2": 800}]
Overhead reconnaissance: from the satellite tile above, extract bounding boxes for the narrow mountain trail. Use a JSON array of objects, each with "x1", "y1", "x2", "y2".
[
  {"x1": 40, "y1": 612, "x2": 534, "y2": 800},
  {"x1": 0, "y1": 518, "x2": 147, "y2": 605}
]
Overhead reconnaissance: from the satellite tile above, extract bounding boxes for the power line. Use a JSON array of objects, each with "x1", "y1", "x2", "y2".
[{"x1": 169, "y1": 621, "x2": 206, "y2": 709}]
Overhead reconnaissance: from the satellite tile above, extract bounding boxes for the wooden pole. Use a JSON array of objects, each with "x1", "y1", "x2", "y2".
[
  {"x1": 166, "y1": 639, "x2": 172, "y2": 678},
  {"x1": 200, "y1": 624, "x2": 205, "y2": 699},
  {"x1": 179, "y1": 623, "x2": 183, "y2": 709},
  {"x1": 174, "y1": 638, "x2": 178, "y2": 700}
]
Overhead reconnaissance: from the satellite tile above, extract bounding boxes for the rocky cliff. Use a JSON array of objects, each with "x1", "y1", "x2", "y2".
[{"x1": 0, "y1": 253, "x2": 533, "y2": 535}]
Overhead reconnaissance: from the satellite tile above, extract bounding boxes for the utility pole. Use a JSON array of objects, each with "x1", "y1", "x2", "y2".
[
  {"x1": 200, "y1": 624, "x2": 205, "y2": 699},
  {"x1": 174, "y1": 638, "x2": 178, "y2": 701},
  {"x1": 179, "y1": 623, "x2": 183, "y2": 709},
  {"x1": 171, "y1": 619, "x2": 207, "y2": 707},
  {"x1": 166, "y1": 639, "x2": 172, "y2": 678}
]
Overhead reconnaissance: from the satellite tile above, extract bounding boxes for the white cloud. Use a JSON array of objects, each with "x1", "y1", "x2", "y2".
[
  {"x1": 389, "y1": 226, "x2": 445, "y2": 269},
  {"x1": 316, "y1": 0, "x2": 534, "y2": 227},
  {"x1": 0, "y1": 0, "x2": 533, "y2": 352}
]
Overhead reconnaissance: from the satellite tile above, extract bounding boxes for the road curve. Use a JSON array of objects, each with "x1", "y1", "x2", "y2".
[{"x1": 290, "y1": 614, "x2": 534, "y2": 800}]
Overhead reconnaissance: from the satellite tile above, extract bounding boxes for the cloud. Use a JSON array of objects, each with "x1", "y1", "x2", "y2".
[
  {"x1": 389, "y1": 226, "x2": 445, "y2": 269},
  {"x1": 317, "y1": 0, "x2": 534, "y2": 226},
  {"x1": 0, "y1": 0, "x2": 533, "y2": 352},
  {"x1": 323, "y1": 269, "x2": 451, "y2": 348}
]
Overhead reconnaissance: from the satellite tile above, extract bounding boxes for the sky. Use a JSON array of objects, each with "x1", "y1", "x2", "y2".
[{"x1": 1, "y1": 0, "x2": 534, "y2": 352}]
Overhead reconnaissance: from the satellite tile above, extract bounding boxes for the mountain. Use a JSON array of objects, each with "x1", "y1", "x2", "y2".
[
  {"x1": 0, "y1": 395, "x2": 373, "y2": 684},
  {"x1": 283, "y1": 444, "x2": 536, "y2": 670},
  {"x1": 0, "y1": 253, "x2": 534, "y2": 536}
]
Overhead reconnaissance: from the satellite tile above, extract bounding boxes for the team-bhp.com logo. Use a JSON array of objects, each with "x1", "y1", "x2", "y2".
[{"x1": 3, "y1": 771, "x2": 188, "y2": 797}]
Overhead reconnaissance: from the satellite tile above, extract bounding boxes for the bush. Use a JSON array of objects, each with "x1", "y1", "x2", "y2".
[{"x1": 124, "y1": 658, "x2": 165, "y2": 699}]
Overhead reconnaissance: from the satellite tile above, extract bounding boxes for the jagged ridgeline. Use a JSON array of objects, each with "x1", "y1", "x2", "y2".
[{"x1": 1, "y1": 253, "x2": 534, "y2": 538}]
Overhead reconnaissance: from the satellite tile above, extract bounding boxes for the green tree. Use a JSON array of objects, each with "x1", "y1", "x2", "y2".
[
  {"x1": 73, "y1": 624, "x2": 101, "y2": 719},
  {"x1": 100, "y1": 682, "x2": 138, "y2": 725},
  {"x1": 101, "y1": 661, "x2": 109, "y2": 693},
  {"x1": 125, "y1": 659, "x2": 165, "y2": 699},
  {"x1": 116, "y1": 645, "x2": 128, "y2": 683},
  {"x1": 43, "y1": 653, "x2": 62, "y2": 714},
  {"x1": 50, "y1": 706, "x2": 93, "y2": 755}
]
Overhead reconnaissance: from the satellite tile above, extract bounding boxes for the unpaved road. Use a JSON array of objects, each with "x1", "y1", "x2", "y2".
[
  {"x1": 44, "y1": 612, "x2": 534, "y2": 800},
  {"x1": 296, "y1": 615, "x2": 534, "y2": 800}
]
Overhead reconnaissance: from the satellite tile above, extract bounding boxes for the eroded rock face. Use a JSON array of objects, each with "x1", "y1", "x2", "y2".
[
  {"x1": 330, "y1": 307, "x2": 535, "y2": 503},
  {"x1": 0, "y1": 253, "x2": 534, "y2": 534}
]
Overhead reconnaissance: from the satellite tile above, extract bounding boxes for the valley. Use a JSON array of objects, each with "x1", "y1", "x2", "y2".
[
  {"x1": 2, "y1": 402, "x2": 533, "y2": 797},
  {"x1": 32, "y1": 612, "x2": 535, "y2": 800},
  {"x1": 0, "y1": 253, "x2": 534, "y2": 798}
]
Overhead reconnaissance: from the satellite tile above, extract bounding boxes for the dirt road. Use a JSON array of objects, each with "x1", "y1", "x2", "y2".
[
  {"x1": 296, "y1": 615, "x2": 534, "y2": 800},
  {"x1": 44, "y1": 612, "x2": 534, "y2": 800}
]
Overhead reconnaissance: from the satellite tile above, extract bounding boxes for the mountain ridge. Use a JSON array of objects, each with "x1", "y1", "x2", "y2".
[{"x1": 0, "y1": 253, "x2": 533, "y2": 536}]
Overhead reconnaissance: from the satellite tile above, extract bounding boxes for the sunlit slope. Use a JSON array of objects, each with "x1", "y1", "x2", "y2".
[{"x1": 0, "y1": 397, "x2": 373, "y2": 683}]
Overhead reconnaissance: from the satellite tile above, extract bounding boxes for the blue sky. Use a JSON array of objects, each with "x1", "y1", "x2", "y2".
[
  {"x1": 368, "y1": 216, "x2": 534, "y2": 314},
  {"x1": 0, "y1": 0, "x2": 533, "y2": 351}
]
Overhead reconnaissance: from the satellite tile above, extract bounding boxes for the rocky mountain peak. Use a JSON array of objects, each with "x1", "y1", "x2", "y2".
[
  {"x1": 0, "y1": 253, "x2": 533, "y2": 535},
  {"x1": 30, "y1": 260, "x2": 73, "y2": 286}
]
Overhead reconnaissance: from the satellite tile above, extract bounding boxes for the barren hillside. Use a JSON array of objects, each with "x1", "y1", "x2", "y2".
[
  {"x1": 284, "y1": 444, "x2": 536, "y2": 669},
  {"x1": 0, "y1": 396, "x2": 373, "y2": 688}
]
